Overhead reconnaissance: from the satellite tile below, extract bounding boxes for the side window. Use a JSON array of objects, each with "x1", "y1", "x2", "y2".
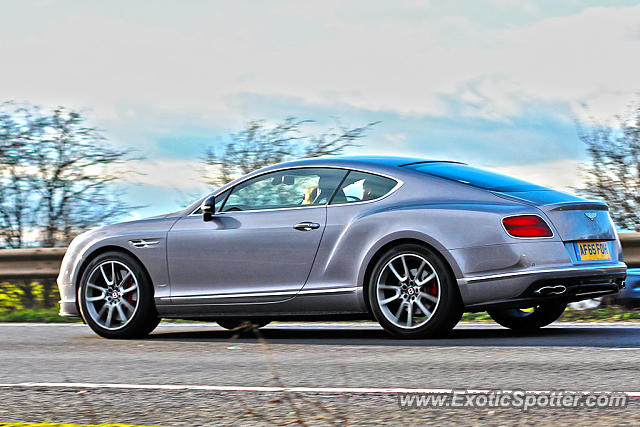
[
  {"x1": 222, "y1": 168, "x2": 348, "y2": 212},
  {"x1": 330, "y1": 171, "x2": 397, "y2": 205},
  {"x1": 214, "y1": 189, "x2": 231, "y2": 213}
]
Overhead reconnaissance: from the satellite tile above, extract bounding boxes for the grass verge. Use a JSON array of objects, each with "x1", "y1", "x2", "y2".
[{"x1": 0, "y1": 308, "x2": 80, "y2": 323}]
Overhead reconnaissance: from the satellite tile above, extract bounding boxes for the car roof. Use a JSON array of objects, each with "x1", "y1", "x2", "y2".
[
  {"x1": 266, "y1": 155, "x2": 460, "y2": 170},
  {"x1": 184, "y1": 156, "x2": 463, "y2": 214}
]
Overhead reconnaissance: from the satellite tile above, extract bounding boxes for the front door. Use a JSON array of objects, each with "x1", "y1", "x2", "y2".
[{"x1": 166, "y1": 167, "x2": 347, "y2": 304}]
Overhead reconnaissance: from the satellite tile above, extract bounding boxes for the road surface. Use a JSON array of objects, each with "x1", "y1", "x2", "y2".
[{"x1": 1, "y1": 322, "x2": 639, "y2": 425}]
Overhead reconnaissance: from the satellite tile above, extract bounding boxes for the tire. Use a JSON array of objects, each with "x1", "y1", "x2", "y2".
[
  {"x1": 487, "y1": 301, "x2": 567, "y2": 331},
  {"x1": 217, "y1": 319, "x2": 270, "y2": 331},
  {"x1": 368, "y1": 243, "x2": 463, "y2": 339},
  {"x1": 78, "y1": 251, "x2": 160, "y2": 339}
]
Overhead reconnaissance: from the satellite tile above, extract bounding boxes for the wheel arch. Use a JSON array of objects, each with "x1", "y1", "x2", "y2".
[
  {"x1": 359, "y1": 236, "x2": 463, "y2": 315},
  {"x1": 75, "y1": 245, "x2": 156, "y2": 301}
]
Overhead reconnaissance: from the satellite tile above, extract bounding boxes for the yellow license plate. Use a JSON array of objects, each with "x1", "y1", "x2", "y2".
[{"x1": 576, "y1": 241, "x2": 611, "y2": 261}]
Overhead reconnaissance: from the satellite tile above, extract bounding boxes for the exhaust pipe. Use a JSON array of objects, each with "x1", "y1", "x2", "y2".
[{"x1": 534, "y1": 285, "x2": 567, "y2": 296}]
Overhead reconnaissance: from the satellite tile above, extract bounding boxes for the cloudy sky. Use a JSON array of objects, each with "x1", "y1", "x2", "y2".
[{"x1": 2, "y1": 0, "x2": 639, "y2": 218}]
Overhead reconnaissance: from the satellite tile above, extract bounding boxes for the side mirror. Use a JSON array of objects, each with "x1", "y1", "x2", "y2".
[{"x1": 201, "y1": 195, "x2": 216, "y2": 222}]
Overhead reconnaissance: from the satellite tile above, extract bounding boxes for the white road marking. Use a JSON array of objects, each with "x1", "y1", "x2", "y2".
[
  {"x1": 0, "y1": 323, "x2": 86, "y2": 327},
  {"x1": 607, "y1": 347, "x2": 640, "y2": 351},
  {"x1": 0, "y1": 382, "x2": 639, "y2": 396}
]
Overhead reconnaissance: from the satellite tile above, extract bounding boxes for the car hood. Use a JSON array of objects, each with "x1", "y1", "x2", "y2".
[
  {"x1": 69, "y1": 212, "x2": 181, "y2": 249},
  {"x1": 97, "y1": 212, "x2": 175, "y2": 231}
]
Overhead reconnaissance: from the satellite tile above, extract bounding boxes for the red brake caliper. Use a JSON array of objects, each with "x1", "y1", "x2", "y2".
[
  {"x1": 424, "y1": 277, "x2": 438, "y2": 295},
  {"x1": 125, "y1": 277, "x2": 136, "y2": 303}
]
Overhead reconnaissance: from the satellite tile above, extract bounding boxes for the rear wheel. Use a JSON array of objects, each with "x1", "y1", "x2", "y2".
[
  {"x1": 487, "y1": 301, "x2": 567, "y2": 330},
  {"x1": 78, "y1": 251, "x2": 160, "y2": 339},
  {"x1": 368, "y1": 244, "x2": 462, "y2": 339},
  {"x1": 217, "y1": 319, "x2": 270, "y2": 331}
]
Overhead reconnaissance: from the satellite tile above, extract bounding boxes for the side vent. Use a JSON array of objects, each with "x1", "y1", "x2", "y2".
[{"x1": 129, "y1": 239, "x2": 160, "y2": 248}]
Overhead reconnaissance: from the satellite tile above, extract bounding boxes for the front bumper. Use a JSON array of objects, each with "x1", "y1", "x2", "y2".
[
  {"x1": 59, "y1": 299, "x2": 80, "y2": 317},
  {"x1": 461, "y1": 263, "x2": 627, "y2": 311}
]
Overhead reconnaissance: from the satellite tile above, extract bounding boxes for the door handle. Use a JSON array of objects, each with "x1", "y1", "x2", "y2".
[{"x1": 293, "y1": 222, "x2": 320, "y2": 231}]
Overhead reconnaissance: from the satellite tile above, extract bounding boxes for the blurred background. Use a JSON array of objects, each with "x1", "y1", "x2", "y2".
[{"x1": 0, "y1": 0, "x2": 639, "y2": 319}]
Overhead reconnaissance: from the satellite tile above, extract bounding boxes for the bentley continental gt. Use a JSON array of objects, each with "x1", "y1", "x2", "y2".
[{"x1": 57, "y1": 156, "x2": 627, "y2": 338}]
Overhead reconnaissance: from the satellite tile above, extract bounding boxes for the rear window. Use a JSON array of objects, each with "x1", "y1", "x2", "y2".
[
  {"x1": 403, "y1": 162, "x2": 546, "y2": 192},
  {"x1": 330, "y1": 171, "x2": 398, "y2": 205}
]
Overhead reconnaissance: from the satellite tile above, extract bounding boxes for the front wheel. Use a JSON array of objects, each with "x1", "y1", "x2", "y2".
[
  {"x1": 368, "y1": 244, "x2": 462, "y2": 339},
  {"x1": 78, "y1": 251, "x2": 160, "y2": 339},
  {"x1": 487, "y1": 301, "x2": 567, "y2": 330}
]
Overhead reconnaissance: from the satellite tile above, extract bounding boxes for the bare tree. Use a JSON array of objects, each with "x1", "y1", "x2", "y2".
[
  {"x1": 32, "y1": 107, "x2": 141, "y2": 247},
  {"x1": 201, "y1": 117, "x2": 378, "y2": 186},
  {"x1": 0, "y1": 103, "x2": 44, "y2": 248},
  {"x1": 0, "y1": 162, "x2": 33, "y2": 249},
  {"x1": 578, "y1": 103, "x2": 640, "y2": 231},
  {"x1": 0, "y1": 102, "x2": 142, "y2": 248}
]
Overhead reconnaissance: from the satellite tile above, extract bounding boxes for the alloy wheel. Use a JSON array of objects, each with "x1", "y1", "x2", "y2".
[
  {"x1": 376, "y1": 253, "x2": 441, "y2": 329},
  {"x1": 84, "y1": 260, "x2": 140, "y2": 330}
]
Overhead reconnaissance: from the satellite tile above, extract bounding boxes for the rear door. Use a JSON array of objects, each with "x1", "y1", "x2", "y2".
[{"x1": 167, "y1": 167, "x2": 347, "y2": 304}]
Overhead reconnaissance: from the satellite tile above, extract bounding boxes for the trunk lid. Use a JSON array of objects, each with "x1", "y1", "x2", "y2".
[
  {"x1": 539, "y1": 202, "x2": 616, "y2": 241},
  {"x1": 494, "y1": 190, "x2": 617, "y2": 241}
]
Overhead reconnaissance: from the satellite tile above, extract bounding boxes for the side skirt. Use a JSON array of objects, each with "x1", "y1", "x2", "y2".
[{"x1": 156, "y1": 289, "x2": 368, "y2": 318}]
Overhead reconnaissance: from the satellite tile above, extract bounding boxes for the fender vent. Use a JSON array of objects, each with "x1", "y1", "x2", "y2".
[{"x1": 129, "y1": 239, "x2": 159, "y2": 248}]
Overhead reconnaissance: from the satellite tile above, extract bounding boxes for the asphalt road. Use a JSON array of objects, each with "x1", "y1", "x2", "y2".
[{"x1": 2, "y1": 322, "x2": 640, "y2": 426}]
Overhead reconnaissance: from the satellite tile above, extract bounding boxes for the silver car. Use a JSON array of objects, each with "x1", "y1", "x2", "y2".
[{"x1": 57, "y1": 156, "x2": 627, "y2": 338}]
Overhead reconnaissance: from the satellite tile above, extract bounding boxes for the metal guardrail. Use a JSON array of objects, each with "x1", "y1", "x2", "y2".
[
  {"x1": 0, "y1": 233, "x2": 639, "y2": 281},
  {"x1": 0, "y1": 248, "x2": 67, "y2": 281},
  {"x1": 621, "y1": 232, "x2": 640, "y2": 269}
]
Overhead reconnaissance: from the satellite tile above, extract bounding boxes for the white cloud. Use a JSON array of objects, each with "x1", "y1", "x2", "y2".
[
  {"x1": 491, "y1": 159, "x2": 584, "y2": 192},
  {"x1": 123, "y1": 159, "x2": 207, "y2": 192},
  {"x1": 0, "y1": 1, "x2": 638, "y2": 127}
]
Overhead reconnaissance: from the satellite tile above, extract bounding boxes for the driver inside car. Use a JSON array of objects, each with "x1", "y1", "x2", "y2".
[{"x1": 302, "y1": 185, "x2": 319, "y2": 205}]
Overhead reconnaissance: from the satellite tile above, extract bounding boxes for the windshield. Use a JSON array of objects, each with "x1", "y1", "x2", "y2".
[{"x1": 403, "y1": 162, "x2": 547, "y2": 192}]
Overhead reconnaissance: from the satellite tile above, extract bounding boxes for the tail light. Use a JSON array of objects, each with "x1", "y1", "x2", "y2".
[{"x1": 502, "y1": 215, "x2": 553, "y2": 238}]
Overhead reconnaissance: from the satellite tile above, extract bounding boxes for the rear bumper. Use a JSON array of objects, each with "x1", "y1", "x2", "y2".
[{"x1": 461, "y1": 263, "x2": 627, "y2": 311}]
